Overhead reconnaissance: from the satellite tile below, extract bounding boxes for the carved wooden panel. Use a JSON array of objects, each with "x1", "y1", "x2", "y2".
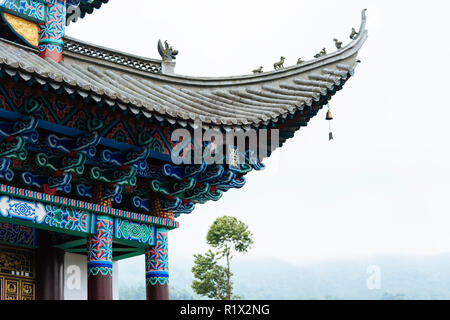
[
  {"x1": 4, "y1": 278, "x2": 19, "y2": 300},
  {"x1": 0, "y1": 245, "x2": 34, "y2": 278},
  {"x1": 21, "y1": 280, "x2": 34, "y2": 300},
  {"x1": 0, "y1": 245, "x2": 35, "y2": 300}
]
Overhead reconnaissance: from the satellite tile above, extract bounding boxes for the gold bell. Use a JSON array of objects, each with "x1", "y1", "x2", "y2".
[{"x1": 326, "y1": 110, "x2": 333, "y2": 121}]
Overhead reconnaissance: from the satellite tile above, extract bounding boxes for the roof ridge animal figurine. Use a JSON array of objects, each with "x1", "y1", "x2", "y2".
[
  {"x1": 314, "y1": 48, "x2": 327, "y2": 58},
  {"x1": 273, "y1": 56, "x2": 285, "y2": 70},
  {"x1": 158, "y1": 39, "x2": 178, "y2": 61},
  {"x1": 297, "y1": 58, "x2": 304, "y2": 65},
  {"x1": 349, "y1": 28, "x2": 358, "y2": 40},
  {"x1": 252, "y1": 66, "x2": 263, "y2": 74},
  {"x1": 333, "y1": 38, "x2": 342, "y2": 49}
]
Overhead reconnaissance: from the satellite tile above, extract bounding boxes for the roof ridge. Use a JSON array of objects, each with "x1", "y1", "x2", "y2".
[{"x1": 63, "y1": 36, "x2": 162, "y2": 73}]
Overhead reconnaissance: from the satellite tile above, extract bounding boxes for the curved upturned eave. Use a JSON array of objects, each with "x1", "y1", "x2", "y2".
[
  {"x1": 0, "y1": 10, "x2": 368, "y2": 130},
  {"x1": 120, "y1": 10, "x2": 368, "y2": 87}
]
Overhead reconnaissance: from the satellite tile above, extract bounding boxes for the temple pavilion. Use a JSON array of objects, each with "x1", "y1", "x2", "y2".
[{"x1": 0, "y1": 0, "x2": 367, "y2": 300}]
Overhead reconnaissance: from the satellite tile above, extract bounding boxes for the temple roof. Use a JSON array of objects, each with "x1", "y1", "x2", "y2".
[{"x1": 0, "y1": 10, "x2": 367, "y2": 133}]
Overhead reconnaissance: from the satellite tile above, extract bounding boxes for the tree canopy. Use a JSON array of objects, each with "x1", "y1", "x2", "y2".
[
  {"x1": 192, "y1": 216, "x2": 253, "y2": 300},
  {"x1": 206, "y1": 216, "x2": 253, "y2": 254}
]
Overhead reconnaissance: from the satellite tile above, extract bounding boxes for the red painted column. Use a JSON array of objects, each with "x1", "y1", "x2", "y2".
[
  {"x1": 36, "y1": 230, "x2": 65, "y2": 300},
  {"x1": 145, "y1": 227, "x2": 169, "y2": 300},
  {"x1": 87, "y1": 184, "x2": 114, "y2": 300}
]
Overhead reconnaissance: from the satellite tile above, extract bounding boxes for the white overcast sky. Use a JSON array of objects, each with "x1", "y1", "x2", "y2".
[{"x1": 68, "y1": 0, "x2": 450, "y2": 265}]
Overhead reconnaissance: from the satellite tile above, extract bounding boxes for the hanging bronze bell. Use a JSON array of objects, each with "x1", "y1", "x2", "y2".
[{"x1": 326, "y1": 110, "x2": 333, "y2": 121}]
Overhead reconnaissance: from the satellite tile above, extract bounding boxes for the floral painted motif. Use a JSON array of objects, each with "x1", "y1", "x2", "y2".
[
  {"x1": 115, "y1": 218, "x2": 154, "y2": 246},
  {"x1": 87, "y1": 215, "x2": 113, "y2": 277},
  {"x1": 8, "y1": 202, "x2": 35, "y2": 217},
  {"x1": 38, "y1": 0, "x2": 66, "y2": 61},
  {"x1": 145, "y1": 228, "x2": 169, "y2": 286},
  {"x1": 0, "y1": 0, "x2": 46, "y2": 22}
]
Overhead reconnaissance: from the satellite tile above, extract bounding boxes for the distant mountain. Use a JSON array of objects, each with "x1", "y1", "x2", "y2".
[
  {"x1": 117, "y1": 255, "x2": 201, "y2": 300},
  {"x1": 118, "y1": 253, "x2": 450, "y2": 300}
]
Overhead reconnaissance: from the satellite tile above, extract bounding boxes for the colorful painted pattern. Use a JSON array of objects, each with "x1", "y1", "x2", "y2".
[
  {"x1": 0, "y1": 81, "x2": 176, "y2": 159},
  {"x1": 145, "y1": 227, "x2": 169, "y2": 286},
  {"x1": 0, "y1": 0, "x2": 46, "y2": 22},
  {"x1": 44, "y1": 204, "x2": 89, "y2": 233},
  {"x1": 115, "y1": 218, "x2": 154, "y2": 246},
  {"x1": 0, "y1": 79, "x2": 257, "y2": 212},
  {"x1": 0, "y1": 183, "x2": 178, "y2": 229},
  {"x1": 87, "y1": 215, "x2": 113, "y2": 277},
  {"x1": 0, "y1": 195, "x2": 90, "y2": 235},
  {"x1": 0, "y1": 222, "x2": 36, "y2": 247},
  {"x1": 0, "y1": 188, "x2": 164, "y2": 251},
  {"x1": 38, "y1": 0, "x2": 66, "y2": 61}
]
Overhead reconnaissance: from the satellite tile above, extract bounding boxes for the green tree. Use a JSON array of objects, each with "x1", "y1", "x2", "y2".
[
  {"x1": 191, "y1": 250, "x2": 228, "y2": 300},
  {"x1": 192, "y1": 216, "x2": 253, "y2": 300}
]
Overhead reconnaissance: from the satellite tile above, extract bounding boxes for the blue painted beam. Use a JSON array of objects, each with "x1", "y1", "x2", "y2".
[{"x1": 0, "y1": 109, "x2": 173, "y2": 162}]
